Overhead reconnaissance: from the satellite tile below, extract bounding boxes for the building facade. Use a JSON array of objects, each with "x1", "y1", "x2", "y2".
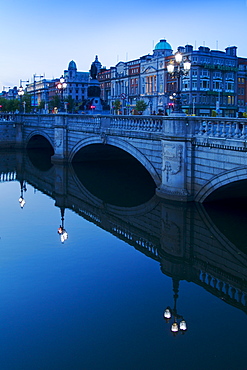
[
  {"x1": 178, "y1": 45, "x2": 238, "y2": 116},
  {"x1": 99, "y1": 39, "x2": 245, "y2": 117},
  {"x1": 237, "y1": 57, "x2": 247, "y2": 116}
]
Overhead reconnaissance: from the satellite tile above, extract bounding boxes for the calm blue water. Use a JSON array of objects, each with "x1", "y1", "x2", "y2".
[{"x1": 0, "y1": 164, "x2": 247, "y2": 369}]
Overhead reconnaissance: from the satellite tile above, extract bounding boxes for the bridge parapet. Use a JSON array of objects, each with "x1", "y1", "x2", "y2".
[
  {"x1": 12, "y1": 113, "x2": 247, "y2": 139},
  {"x1": 0, "y1": 113, "x2": 15, "y2": 122},
  {"x1": 197, "y1": 117, "x2": 247, "y2": 140}
]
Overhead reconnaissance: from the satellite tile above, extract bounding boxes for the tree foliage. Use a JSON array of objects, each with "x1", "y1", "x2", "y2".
[
  {"x1": 135, "y1": 100, "x2": 148, "y2": 114},
  {"x1": 113, "y1": 99, "x2": 121, "y2": 113},
  {"x1": 0, "y1": 97, "x2": 19, "y2": 112},
  {"x1": 65, "y1": 95, "x2": 76, "y2": 113},
  {"x1": 48, "y1": 95, "x2": 61, "y2": 111}
]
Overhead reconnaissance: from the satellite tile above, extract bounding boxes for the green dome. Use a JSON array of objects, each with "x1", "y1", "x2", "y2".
[
  {"x1": 154, "y1": 39, "x2": 172, "y2": 50},
  {"x1": 68, "y1": 60, "x2": 77, "y2": 70}
]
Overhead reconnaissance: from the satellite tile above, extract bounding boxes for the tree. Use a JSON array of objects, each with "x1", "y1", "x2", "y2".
[
  {"x1": 38, "y1": 100, "x2": 45, "y2": 111},
  {"x1": 0, "y1": 98, "x2": 19, "y2": 112},
  {"x1": 135, "y1": 100, "x2": 148, "y2": 115},
  {"x1": 65, "y1": 95, "x2": 76, "y2": 113},
  {"x1": 113, "y1": 99, "x2": 121, "y2": 114},
  {"x1": 49, "y1": 95, "x2": 61, "y2": 112}
]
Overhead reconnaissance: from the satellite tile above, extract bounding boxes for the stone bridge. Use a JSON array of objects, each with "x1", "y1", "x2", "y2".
[
  {"x1": 2, "y1": 113, "x2": 247, "y2": 202},
  {"x1": 0, "y1": 150, "x2": 247, "y2": 314}
]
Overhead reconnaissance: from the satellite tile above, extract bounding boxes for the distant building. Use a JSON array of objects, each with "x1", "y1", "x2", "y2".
[
  {"x1": 0, "y1": 86, "x2": 18, "y2": 100},
  {"x1": 63, "y1": 60, "x2": 90, "y2": 103},
  {"x1": 26, "y1": 79, "x2": 51, "y2": 107}
]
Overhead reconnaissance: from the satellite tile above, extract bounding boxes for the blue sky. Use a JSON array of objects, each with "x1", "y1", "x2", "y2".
[{"x1": 1, "y1": 0, "x2": 247, "y2": 89}]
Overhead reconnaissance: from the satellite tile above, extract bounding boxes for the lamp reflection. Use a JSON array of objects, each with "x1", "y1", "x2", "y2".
[
  {"x1": 58, "y1": 208, "x2": 68, "y2": 243},
  {"x1": 19, "y1": 180, "x2": 27, "y2": 209},
  {"x1": 164, "y1": 278, "x2": 187, "y2": 336}
]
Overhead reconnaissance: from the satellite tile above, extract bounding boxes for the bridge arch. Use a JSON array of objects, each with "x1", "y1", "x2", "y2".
[
  {"x1": 195, "y1": 167, "x2": 247, "y2": 202},
  {"x1": 69, "y1": 136, "x2": 161, "y2": 186},
  {"x1": 25, "y1": 131, "x2": 54, "y2": 150}
]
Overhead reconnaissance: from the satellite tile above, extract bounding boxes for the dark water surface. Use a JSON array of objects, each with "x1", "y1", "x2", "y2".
[{"x1": 0, "y1": 151, "x2": 246, "y2": 370}]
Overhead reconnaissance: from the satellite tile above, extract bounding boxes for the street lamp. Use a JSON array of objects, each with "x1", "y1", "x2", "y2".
[
  {"x1": 163, "y1": 278, "x2": 187, "y2": 336},
  {"x1": 18, "y1": 79, "x2": 29, "y2": 113},
  {"x1": 57, "y1": 208, "x2": 68, "y2": 243},
  {"x1": 18, "y1": 86, "x2": 24, "y2": 112},
  {"x1": 57, "y1": 76, "x2": 67, "y2": 112},
  {"x1": 167, "y1": 51, "x2": 191, "y2": 114}
]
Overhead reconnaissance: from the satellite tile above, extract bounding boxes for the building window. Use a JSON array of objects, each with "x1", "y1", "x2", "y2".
[
  {"x1": 200, "y1": 80, "x2": 210, "y2": 89},
  {"x1": 200, "y1": 70, "x2": 209, "y2": 77},
  {"x1": 226, "y1": 82, "x2": 234, "y2": 91},
  {"x1": 227, "y1": 96, "x2": 234, "y2": 105},
  {"x1": 192, "y1": 70, "x2": 198, "y2": 78},
  {"x1": 226, "y1": 72, "x2": 234, "y2": 80},
  {"x1": 192, "y1": 82, "x2": 197, "y2": 90},
  {"x1": 182, "y1": 79, "x2": 189, "y2": 90},
  {"x1": 213, "y1": 81, "x2": 222, "y2": 90},
  {"x1": 213, "y1": 72, "x2": 222, "y2": 79}
]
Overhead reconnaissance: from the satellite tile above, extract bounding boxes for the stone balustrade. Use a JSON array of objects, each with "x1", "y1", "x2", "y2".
[
  {"x1": 197, "y1": 117, "x2": 247, "y2": 139},
  {"x1": 2, "y1": 113, "x2": 246, "y2": 142}
]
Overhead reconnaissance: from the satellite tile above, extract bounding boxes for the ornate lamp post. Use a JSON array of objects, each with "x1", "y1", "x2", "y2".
[
  {"x1": 167, "y1": 51, "x2": 191, "y2": 114},
  {"x1": 164, "y1": 278, "x2": 187, "y2": 336},
  {"x1": 57, "y1": 76, "x2": 67, "y2": 112},
  {"x1": 18, "y1": 80, "x2": 29, "y2": 113},
  {"x1": 18, "y1": 86, "x2": 24, "y2": 112}
]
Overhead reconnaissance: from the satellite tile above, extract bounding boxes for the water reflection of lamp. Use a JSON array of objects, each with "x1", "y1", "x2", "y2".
[
  {"x1": 19, "y1": 180, "x2": 27, "y2": 209},
  {"x1": 57, "y1": 208, "x2": 68, "y2": 243},
  {"x1": 164, "y1": 278, "x2": 187, "y2": 336}
]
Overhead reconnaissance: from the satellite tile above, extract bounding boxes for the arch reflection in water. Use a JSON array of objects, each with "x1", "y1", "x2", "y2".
[
  {"x1": 1, "y1": 150, "x2": 247, "y2": 326},
  {"x1": 72, "y1": 144, "x2": 156, "y2": 207},
  {"x1": 26, "y1": 134, "x2": 54, "y2": 172}
]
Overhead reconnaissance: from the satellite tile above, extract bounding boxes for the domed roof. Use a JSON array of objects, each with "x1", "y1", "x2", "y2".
[
  {"x1": 68, "y1": 60, "x2": 77, "y2": 70},
  {"x1": 154, "y1": 39, "x2": 172, "y2": 50}
]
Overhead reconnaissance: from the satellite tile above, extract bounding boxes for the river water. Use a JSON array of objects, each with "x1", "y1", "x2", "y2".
[{"x1": 0, "y1": 150, "x2": 246, "y2": 370}]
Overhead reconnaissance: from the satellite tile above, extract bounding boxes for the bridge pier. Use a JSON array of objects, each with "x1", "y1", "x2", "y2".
[
  {"x1": 51, "y1": 115, "x2": 68, "y2": 163},
  {"x1": 156, "y1": 137, "x2": 192, "y2": 202}
]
